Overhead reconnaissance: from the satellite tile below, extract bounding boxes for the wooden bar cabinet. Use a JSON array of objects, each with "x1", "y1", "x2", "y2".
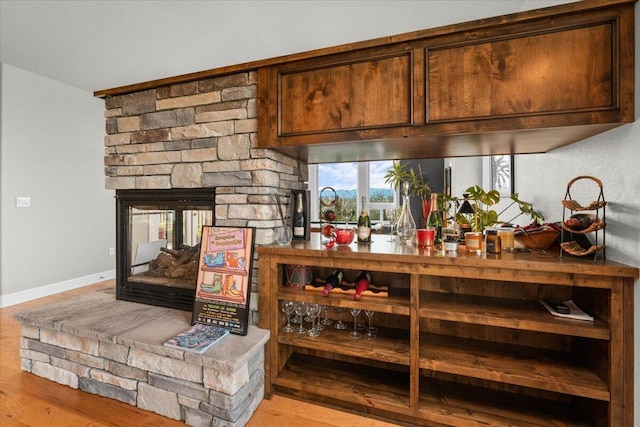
[{"x1": 258, "y1": 234, "x2": 637, "y2": 426}]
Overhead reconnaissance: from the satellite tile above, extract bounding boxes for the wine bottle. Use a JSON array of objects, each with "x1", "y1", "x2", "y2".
[
  {"x1": 322, "y1": 270, "x2": 343, "y2": 296},
  {"x1": 293, "y1": 192, "x2": 305, "y2": 240},
  {"x1": 565, "y1": 213, "x2": 594, "y2": 231},
  {"x1": 426, "y1": 193, "x2": 443, "y2": 244},
  {"x1": 357, "y1": 196, "x2": 372, "y2": 243},
  {"x1": 353, "y1": 271, "x2": 371, "y2": 301},
  {"x1": 322, "y1": 209, "x2": 336, "y2": 222}
]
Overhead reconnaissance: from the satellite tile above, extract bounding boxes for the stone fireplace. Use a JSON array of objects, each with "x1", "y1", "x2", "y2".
[{"x1": 103, "y1": 71, "x2": 306, "y2": 318}]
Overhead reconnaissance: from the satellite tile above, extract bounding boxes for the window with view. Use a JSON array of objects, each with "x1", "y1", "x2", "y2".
[{"x1": 309, "y1": 161, "x2": 397, "y2": 227}]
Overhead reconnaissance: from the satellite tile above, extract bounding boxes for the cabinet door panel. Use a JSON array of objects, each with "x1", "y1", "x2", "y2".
[
  {"x1": 279, "y1": 53, "x2": 412, "y2": 135},
  {"x1": 428, "y1": 23, "x2": 614, "y2": 122}
]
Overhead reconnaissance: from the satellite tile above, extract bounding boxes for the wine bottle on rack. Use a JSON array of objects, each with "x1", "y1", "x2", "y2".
[
  {"x1": 357, "y1": 196, "x2": 372, "y2": 244},
  {"x1": 565, "y1": 213, "x2": 595, "y2": 231},
  {"x1": 293, "y1": 192, "x2": 305, "y2": 240},
  {"x1": 426, "y1": 193, "x2": 443, "y2": 244},
  {"x1": 322, "y1": 269, "x2": 343, "y2": 296},
  {"x1": 353, "y1": 271, "x2": 371, "y2": 301}
]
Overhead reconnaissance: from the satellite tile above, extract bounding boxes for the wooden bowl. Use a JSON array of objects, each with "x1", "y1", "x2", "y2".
[{"x1": 515, "y1": 229, "x2": 560, "y2": 250}]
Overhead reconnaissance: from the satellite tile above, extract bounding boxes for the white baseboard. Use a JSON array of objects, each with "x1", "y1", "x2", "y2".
[{"x1": 0, "y1": 270, "x2": 116, "y2": 308}]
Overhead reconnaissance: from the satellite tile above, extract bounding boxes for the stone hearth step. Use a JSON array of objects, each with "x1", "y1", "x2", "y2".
[{"x1": 14, "y1": 289, "x2": 269, "y2": 427}]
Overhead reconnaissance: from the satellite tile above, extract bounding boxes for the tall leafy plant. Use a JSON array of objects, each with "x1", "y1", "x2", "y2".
[{"x1": 383, "y1": 161, "x2": 431, "y2": 198}]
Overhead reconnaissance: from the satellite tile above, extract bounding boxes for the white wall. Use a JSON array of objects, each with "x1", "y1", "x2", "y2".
[{"x1": 0, "y1": 63, "x2": 115, "y2": 301}]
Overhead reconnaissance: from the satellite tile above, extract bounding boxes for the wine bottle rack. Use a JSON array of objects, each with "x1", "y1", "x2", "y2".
[{"x1": 560, "y1": 175, "x2": 607, "y2": 260}]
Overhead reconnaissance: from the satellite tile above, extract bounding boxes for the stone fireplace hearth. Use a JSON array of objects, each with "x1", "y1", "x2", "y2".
[
  {"x1": 103, "y1": 71, "x2": 306, "y2": 315},
  {"x1": 15, "y1": 288, "x2": 270, "y2": 427}
]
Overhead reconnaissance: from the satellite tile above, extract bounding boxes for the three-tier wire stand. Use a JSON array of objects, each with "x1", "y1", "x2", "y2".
[{"x1": 560, "y1": 176, "x2": 607, "y2": 261}]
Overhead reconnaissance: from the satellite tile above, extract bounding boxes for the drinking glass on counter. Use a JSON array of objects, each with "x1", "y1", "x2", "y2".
[
  {"x1": 386, "y1": 208, "x2": 399, "y2": 242},
  {"x1": 497, "y1": 228, "x2": 515, "y2": 250},
  {"x1": 274, "y1": 226, "x2": 292, "y2": 245},
  {"x1": 416, "y1": 227, "x2": 435, "y2": 248}
]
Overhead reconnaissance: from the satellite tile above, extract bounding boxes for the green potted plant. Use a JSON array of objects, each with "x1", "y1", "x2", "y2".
[
  {"x1": 444, "y1": 185, "x2": 545, "y2": 232},
  {"x1": 384, "y1": 161, "x2": 431, "y2": 218}
]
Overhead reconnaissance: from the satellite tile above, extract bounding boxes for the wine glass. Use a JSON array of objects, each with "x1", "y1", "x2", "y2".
[
  {"x1": 293, "y1": 302, "x2": 307, "y2": 334},
  {"x1": 355, "y1": 310, "x2": 367, "y2": 331},
  {"x1": 306, "y1": 303, "x2": 321, "y2": 337},
  {"x1": 320, "y1": 305, "x2": 333, "y2": 326},
  {"x1": 314, "y1": 306, "x2": 325, "y2": 331},
  {"x1": 334, "y1": 307, "x2": 347, "y2": 330},
  {"x1": 364, "y1": 310, "x2": 376, "y2": 340},
  {"x1": 386, "y1": 208, "x2": 399, "y2": 241},
  {"x1": 281, "y1": 301, "x2": 295, "y2": 333},
  {"x1": 349, "y1": 308, "x2": 362, "y2": 339}
]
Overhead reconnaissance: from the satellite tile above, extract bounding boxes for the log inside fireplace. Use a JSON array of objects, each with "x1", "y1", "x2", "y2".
[{"x1": 116, "y1": 189, "x2": 215, "y2": 311}]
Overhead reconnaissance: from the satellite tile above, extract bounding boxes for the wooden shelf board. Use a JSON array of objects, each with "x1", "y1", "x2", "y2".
[
  {"x1": 419, "y1": 378, "x2": 592, "y2": 427},
  {"x1": 419, "y1": 334, "x2": 610, "y2": 401},
  {"x1": 276, "y1": 353, "x2": 591, "y2": 427},
  {"x1": 420, "y1": 292, "x2": 610, "y2": 340},
  {"x1": 275, "y1": 353, "x2": 411, "y2": 413},
  {"x1": 277, "y1": 327, "x2": 410, "y2": 366},
  {"x1": 278, "y1": 287, "x2": 411, "y2": 316}
]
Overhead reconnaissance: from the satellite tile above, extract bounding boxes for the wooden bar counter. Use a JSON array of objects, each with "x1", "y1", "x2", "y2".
[{"x1": 258, "y1": 233, "x2": 638, "y2": 426}]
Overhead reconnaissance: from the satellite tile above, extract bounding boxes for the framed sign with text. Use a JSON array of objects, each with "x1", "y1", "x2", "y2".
[{"x1": 191, "y1": 226, "x2": 255, "y2": 336}]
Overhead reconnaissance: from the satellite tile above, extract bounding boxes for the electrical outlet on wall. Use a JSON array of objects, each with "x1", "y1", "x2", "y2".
[
  {"x1": 109, "y1": 248, "x2": 115, "y2": 256},
  {"x1": 16, "y1": 197, "x2": 31, "y2": 208}
]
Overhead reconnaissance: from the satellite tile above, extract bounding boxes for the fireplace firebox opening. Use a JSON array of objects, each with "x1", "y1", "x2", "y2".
[{"x1": 116, "y1": 189, "x2": 215, "y2": 311}]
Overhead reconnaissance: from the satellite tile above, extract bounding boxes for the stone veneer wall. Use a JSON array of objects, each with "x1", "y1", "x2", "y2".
[{"x1": 102, "y1": 70, "x2": 306, "y2": 317}]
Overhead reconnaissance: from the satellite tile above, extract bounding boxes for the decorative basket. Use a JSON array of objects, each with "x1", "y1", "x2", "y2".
[{"x1": 515, "y1": 229, "x2": 560, "y2": 250}]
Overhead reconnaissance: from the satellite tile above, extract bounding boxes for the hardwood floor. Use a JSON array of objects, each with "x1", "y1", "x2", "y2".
[{"x1": 0, "y1": 281, "x2": 399, "y2": 427}]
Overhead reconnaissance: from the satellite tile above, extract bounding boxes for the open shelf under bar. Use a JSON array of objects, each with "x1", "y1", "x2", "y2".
[{"x1": 420, "y1": 292, "x2": 610, "y2": 340}]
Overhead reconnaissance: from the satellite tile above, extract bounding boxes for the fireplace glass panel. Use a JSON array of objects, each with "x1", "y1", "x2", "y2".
[
  {"x1": 128, "y1": 207, "x2": 213, "y2": 289},
  {"x1": 116, "y1": 189, "x2": 215, "y2": 310}
]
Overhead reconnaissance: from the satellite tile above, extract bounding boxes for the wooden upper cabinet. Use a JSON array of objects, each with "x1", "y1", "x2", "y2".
[
  {"x1": 257, "y1": 0, "x2": 635, "y2": 162},
  {"x1": 427, "y1": 23, "x2": 615, "y2": 123},
  {"x1": 280, "y1": 53, "x2": 412, "y2": 135}
]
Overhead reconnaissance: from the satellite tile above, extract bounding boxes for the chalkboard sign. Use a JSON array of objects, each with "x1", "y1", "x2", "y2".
[{"x1": 191, "y1": 226, "x2": 255, "y2": 335}]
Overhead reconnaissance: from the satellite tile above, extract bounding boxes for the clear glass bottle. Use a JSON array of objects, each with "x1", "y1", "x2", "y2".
[{"x1": 396, "y1": 181, "x2": 416, "y2": 244}]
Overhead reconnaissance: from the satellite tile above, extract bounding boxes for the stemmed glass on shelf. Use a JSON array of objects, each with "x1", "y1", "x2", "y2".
[
  {"x1": 364, "y1": 310, "x2": 376, "y2": 340},
  {"x1": 306, "y1": 303, "x2": 321, "y2": 337},
  {"x1": 320, "y1": 305, "x2": 333, "y2": 327},
  {"x1": 349, "y1": 308, "x2": 362, "y2": 339},
  {"x1": 314, "y1": 306, "x2": 325, "y2": 331},
  {"x1": 293, "y1": 302, "x2": 307, "y2": 334},
  {"x1": 333, "y1": 307, "x2": 347, "y2": 330},
  {"x1": 281, "y1": 301, "x2": 295, "y2": 333}
]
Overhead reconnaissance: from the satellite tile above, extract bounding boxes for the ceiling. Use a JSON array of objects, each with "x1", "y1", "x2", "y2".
[{"x1": 1, "y1": 0, "x2": 574, "y2": 95}]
